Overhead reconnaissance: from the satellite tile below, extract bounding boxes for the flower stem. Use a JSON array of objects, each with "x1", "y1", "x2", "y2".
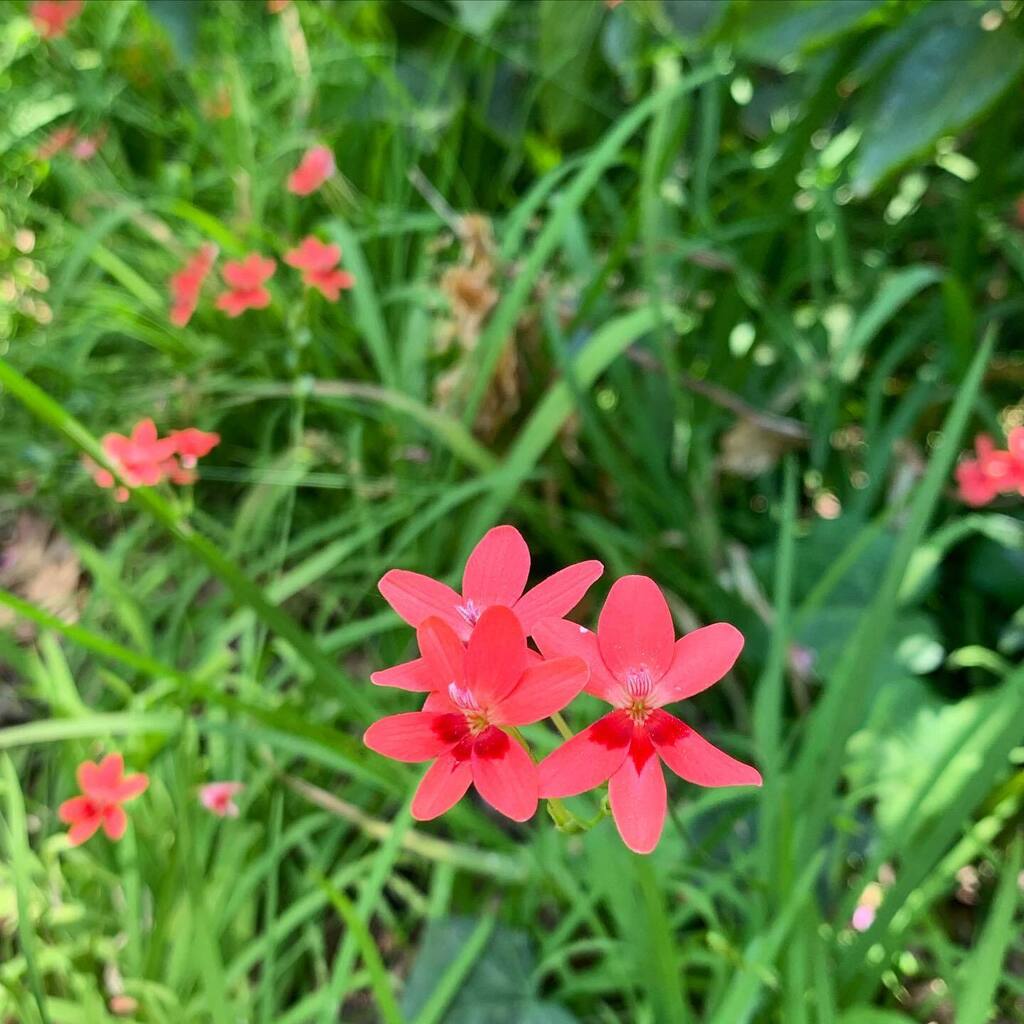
[{"x1": 550, "y1": 711, "x2": 574, "y2": 742}]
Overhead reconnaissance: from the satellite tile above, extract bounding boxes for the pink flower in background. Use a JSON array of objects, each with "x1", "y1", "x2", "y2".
[
  {"x1": 31, "y1": 0, "x2": 83, "y2": 38},
  {"x1": 365, "y1": 607, "x2": 588, "y2": 821},
  {"x1": 36, "y1": 123, "x2": 77, "y2": 160},
  {"x1": 956, "y1": 431, "x2": 1024, "y2": 506},
  {"x1": 70, "y1": 128, "x2": 104, "y2": 161},
  {"x1": 169, "y1": 243, "x2": 217, "y2": 327},
  {"x1": 267, "y1": 0, "x2": 291, "y2": 10},
  {"x1": 216, "y1": 253, "x2": 276, "y2": 316},
  {"x1": 287, "y1": 145, "x2": 335, "y2": 196},
  {"x1": 284, "y1": 236, "x2": 354, "y2": 301},
  {"x1": 535, "y1": 575, "x2": 761, "y2": 854},
  {"x1": 200, "y1": 781, "x2": 244, "y2": 817},
  {"x1": 58, "y1": 753, "x2": 148, "y2": 846}
]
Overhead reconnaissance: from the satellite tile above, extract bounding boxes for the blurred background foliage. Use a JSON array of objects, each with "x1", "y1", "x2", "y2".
[{"x1": 1, "y1": 0, "x2": 1024, "y2": 1022}]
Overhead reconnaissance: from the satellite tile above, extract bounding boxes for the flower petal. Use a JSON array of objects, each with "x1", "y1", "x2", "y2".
[
  {"x1": 608, "y1": 732, "x2": 666, "y2": 854},
  {"x1": 363, "y1": 712, "x2": 467, "y2": 762},
  {"x1": 513, "y1": 560, "x2": 604, "y2": 635},
  {"x1": 464, "y1": 606, "x2": 527, "y2": 707},
  {"x1": 378, "y1": 569, "x2": 464, "y2": 636},
  {"x1": 417, "y1": 617, "x2": 465, "y2": 688},
  {"x1": 538, "y1": 710, "x2": 632, "y2": 798},
  {"x1": 58, "y1": 795, "x2": 93, "y2": 824},
  {"x1": 490, "y1": 656, "x2": 589, "y2": 725},
  {"x1": 470, "y1": 727, "x2": 538, "y2": 822},
  {"x1": 114, "y1": 772, "x2": 149, "y2": 802},
  {"x1": 78, "y1": 753, "x2": 123, "y2": 801},
  {"x1": 461, "y1": 525, "x2": 530, "y2": 609},
  {"x1": 647, "y1": 709, "x2": 762, "y2": 788},
  {"x1": 67, "y1": 815, "x2": 102, "y2": 846},
  {"x1": 411, "y1": 753, "x2": 473, "y2": 820},
  {"x1": 597, "y1": 575, "x2": 676, "y2": 683},
  {"x1": 653, "y1": 623, "x2": 745, "y2": 706},
  {"x1": 532, "y1": 617, "x2": 621, "y2": 703},
  {"x1": 102, "y1": 805, "x2": 128, "y2": 841},
  {"x1": 370, "y1": 657, "x2": 436, "y2": 692}
]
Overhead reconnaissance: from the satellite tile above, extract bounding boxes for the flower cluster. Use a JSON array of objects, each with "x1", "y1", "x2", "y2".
[
  {"x1": 84, "y1": 418, "x2": 219, "y2": 501},
  {"x1": 366, "y1": 526, "x2": 761, "y2": 854},
  {"x1": 956, "y1": 429, "x2": 1024, "y2": 506}
]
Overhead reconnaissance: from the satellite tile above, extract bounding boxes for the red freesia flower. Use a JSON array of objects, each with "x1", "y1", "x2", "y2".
[
  {"x1": 287, "y1": 145, "x2": 335, "y2": 196},
  {"x1": 374, "y1": 525, "x2": 602, "y2": 692},
  {"x1": 365, "y1": 607, "x2": 588, "y2": 821},
  {"x1": 535, "y1": 575, "x2": 761, "y2": 854},
  {"x1": 284, "y1": 236, "x2": 354, "y2": 301},
  {"x1": 199, "y1": 781, "x2": 244, "y2": 817},
  {"x1": 58, "y1": 753, "x2": 148, "y2": 846},
  {"x1": 215, "y1": 253, "x2": 276, "y2": 317},
  {"x1": 31, "y1": 0, "x2": 83, "y2": 38},
  {"x1": 85, "y1": 418, "x2": 219, "y2": 499},
  {"x1": 956, "y1": 431, "x2": 1024, "y2": 506},
  {"x1": 169, "y1": 242, "x2": 217, "y2": 327}
]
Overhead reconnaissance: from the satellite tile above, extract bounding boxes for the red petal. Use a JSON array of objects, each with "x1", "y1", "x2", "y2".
[
  {"x1": 370, "y1": 657, "x2": 436, "y2": 692},
  {"x1": 363, "y1": 712, "x2": 466, "y2": 762},
  {"x1": 114, "y1": 772, "x2": 148, "y2": 802},
  {"x1": 608, "y1": 732, "x2": 666, "y2": 854},
  {"x1": 513, "y1": 560, "x2": 603, "y2": 635},
  {"x1": 490, "y1": 656, "x2": 589, "y2": 725},
  {"x1": 78, "y1": 753, "x2": 123, "y2": 800},
  {"x1": 597, "y1": 575, "x2": 676, "y2": 684},
  {"x1": 417, "y1": 617, "x2": 465, "y2": 688},
  {"x1": 470, "y1": 727, "x2": 538, "y2": 822},
  {"x1": 647, "y1": 709, "x2": 762, "y2": 788},
  {"x1": 537, "y1": 710, "x2": 632, "y2": 798},
  {"x1": 378, "y1": 569, "x2": 464, "y2": 636},
  {"x1": 67, "y1": 815, "x2": 102, "y2": 846},
  {"x1": 411, "y1": 752, "x2": 473, "y2": 820},
  {"x1": 532, "y1": 617, "x2": 621, "y2": 704},
  {"x1": 653, "y1": 623, "x2": 744, "y2": 706},
  {"x1": 461, "y1": 525, "x2": 530, "y2": 608},
  {"x1": 102, "y1": 805, "x2": 128, "y2": 841},
  {"x1": 422, "y1": 690, "x2": 455, "y2": 713},
  {"x1": 58, "y1": 795, "x2": 93, "y2": 824},
  {"x1": 464, "y1": 606, "x2": 527, "y2": 707}
]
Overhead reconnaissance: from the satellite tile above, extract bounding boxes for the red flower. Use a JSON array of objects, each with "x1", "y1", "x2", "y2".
[
  {"x1": 36, "y1": 123, "x2": 78, "y2": 160},
  {"x1": 169, "y1": 243, "x2": 217, "y2": 327},
  {"x1": 170, "y1": 426, "x2": 220, "y2": 467},
  {"x1": 31, "y1": 0, "x2": 83, "y2": 39},
  {"x1": 287, "y1": 145, "x2": 335, "y2": 196},
  {"x1": 267, "y1": 0, "x2": 291, "y2": 10},
  {"x1": 374, "y1": 525, "x2": 602, "y2": 691},
  {"x1": 956, "y1": 432, "x2": 1024, "y2": 506},
  {"x1": 284, "y1": 236, "x2": 354, "y2": 301},
  {"x1": 199, "y1": 781, "x2": 244, "y2": 817},
  {"x1": 215, "y1": 253, "x2": 276, "y2": 317},
  {"x1": 58, "y1": 753, "x2": 148, "y2": 846},
  {"x1": 365, "y1": 607, "x2": 588, "y2": 821},
  {"x1": 534, "y1": 576, "x2": 761, "y2": 854}
]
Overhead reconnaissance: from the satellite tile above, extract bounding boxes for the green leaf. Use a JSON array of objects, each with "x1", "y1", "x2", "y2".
[
  {"x1": 850, "y1": 8, "x2": 1024, "y2": 194},
  {"x1": 451, "y1": 0, "x2": 509, "y2": 35}
]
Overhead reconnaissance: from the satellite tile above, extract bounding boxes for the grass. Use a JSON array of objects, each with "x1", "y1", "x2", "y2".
[{"x1": 1, "y1": 1, "x2": 1024, "y2": 1022}]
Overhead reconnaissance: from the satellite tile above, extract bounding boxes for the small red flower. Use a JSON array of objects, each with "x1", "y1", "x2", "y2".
[
  {"x1": 170, "y1": 426, "x2": 220, "y2": 467},
  {"x1": 374, "y1": 525, "x2": 603, "y2": 692},
  {"x1": 215, "y1": 253, "x2": 276, "y2": 317},
  {"x1": 31, "y1": 0, "x2": 83, "y2": 39},
  {"x1": 284, "y1": 236, "x2": 354, "y2": 301},
  {"x1": 956, "y1": 432, "x2": 1024, "y2": 506},
  {"x1": 287, "y1": 145, "x2": 335, "y2": 196},
  {"x1": 535, "y1": 576, "x2": 761, "y2": 854},
  {"x1": 267, "y1": 0, "x2": 291, "y2": 10},
  {"x1": 169, "y1": 243, "x2": 217, "y2": 327},
  {"x1": 199, "y1": 781, "x2": 244, "y2": 817},
  {"x1": 36, "y1": 123, "x2": 78, "y2": 160},
  {"x1": 58, "y1": 753, "x2": 148, "y2": 846},
  {"x1": 365, "y1": 607, "x2": 588, "y2": 821}
]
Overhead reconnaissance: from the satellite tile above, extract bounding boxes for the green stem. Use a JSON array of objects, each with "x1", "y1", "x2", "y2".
[
  {"x1": 550, "y1": 711, "x2": 574, "y2": 742},
  {"x1": 0, "y1": 357, "x2": 371, "y2": 717}
]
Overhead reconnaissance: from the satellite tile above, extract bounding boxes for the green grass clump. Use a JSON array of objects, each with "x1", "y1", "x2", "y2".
[{"x1": 2, "y1": 1, "x2": 1024, "y2": 1021}]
